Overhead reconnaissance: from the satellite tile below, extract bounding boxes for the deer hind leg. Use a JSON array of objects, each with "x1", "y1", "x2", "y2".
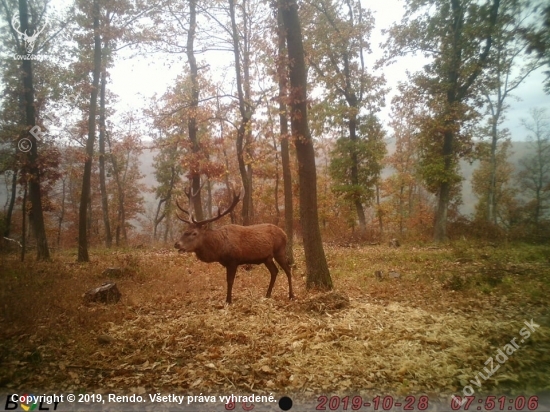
[
  {"x1": 225, "y1": 264, "x2": 238, "y2": 304},
  {"x1": 264, "y1": 259, "x2": 279, "y2": 298},
  {"x1": 274, "y1": 252, "x2": 294, "y2": 300}
]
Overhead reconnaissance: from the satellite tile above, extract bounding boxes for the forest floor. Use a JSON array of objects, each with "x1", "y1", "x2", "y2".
[{"x1": 1, "y1": 241, "x2": 550, "y2": 410}]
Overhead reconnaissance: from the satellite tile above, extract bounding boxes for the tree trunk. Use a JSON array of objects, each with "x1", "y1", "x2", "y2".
[
  {"x1": 433, "y1": 129, "x2": 453, "y2": 242},
  {"x1": 206, "y1": 177, "x2": 213, "y2": 219},
  {"x1": 376, "y1": 183, "x2": 383, "y2": 238},
  {"x1": 57, "y1": 177, "x2": 66, "y2": 247},
  {"x1": 187, "y1": 0, "x2": 204, "y2": 221},
  {"x1": 277, "y1": 6, "x2": 294, "y2": 265},
  {"x1": 433, "y1": 0, "x2": 499, "y2": 242},
  {"x1": 153, "y1": 199, "x2": 165, "y2": 240},
  {"x1": 163, "y1": 215, "x2": 170, "y2": 243},
  {"x1": 105, "y1": 131, "x2": 125, "y2": 246},
  {"x1": 229, "y1": 0, "x2": 253, "y2": 225},
  {"x1": 3, "y1": 170, "x2": 17, "y2": 237},
  {"x1": 281, "y1": 133, "x2": 294, "y2": 265},
  {"x1": 236, "y1": 123, "x2": 253, "y2": 225},
  {"x1": 280, "y1": 0, "x2": 331, "y2": 289},
  {"x1": 78, "y1": 0, "x2": 101, "y2": 261},
  {"x1": 222, "y1": 146, "x2": 236, "y2": 224},
  {"x1": 273, "y1": 136, "x2": 281, "y2": 226},
  {"x1": 399, "y1": 183, "x2": 404, "y2": 235},
  {"x1": 21, "y1": 181, "x2": 27, "y2": 262},
  {"x1": 486, "y1": 95, "x2": 501, "y2": 225},
  {"x1": 18, "y1": 0, "x2": 49, "y2": 260},
  {"x1": 487, "y1": 118, "x2": 498, "y2": 224},
  {"x1": 98, "y1": 56, "x2": 112, "y2": 247},
  {"x1": 348, "y1": 114, "x2": 367, "y2": 233}
]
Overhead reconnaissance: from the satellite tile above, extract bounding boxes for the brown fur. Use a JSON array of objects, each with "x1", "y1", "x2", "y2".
[{"x1": 175, "y1": 223, "x2": 294, "y2": 304}]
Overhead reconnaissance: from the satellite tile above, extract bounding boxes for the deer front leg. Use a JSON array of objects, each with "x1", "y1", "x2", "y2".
[{"x1": 225, "y1": 264, "x2": 238, "y2": 304}]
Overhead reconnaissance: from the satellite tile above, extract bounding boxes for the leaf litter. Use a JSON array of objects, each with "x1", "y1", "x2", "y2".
[{"x1": 1, "y1": 245, "x2": 549, "y2": 403}]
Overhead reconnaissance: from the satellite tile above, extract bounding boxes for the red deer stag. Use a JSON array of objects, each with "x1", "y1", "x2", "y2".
[{"x1": 174, "y1": 193, "x2": 294, "y2": 304}]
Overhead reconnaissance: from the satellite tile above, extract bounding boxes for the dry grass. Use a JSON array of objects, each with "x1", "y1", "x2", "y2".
[{"x1": 1, "y1": 243, "x2": 549, "y2": 405}]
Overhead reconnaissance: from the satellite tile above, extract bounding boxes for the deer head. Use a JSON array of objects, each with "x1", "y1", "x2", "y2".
[{"x1": 174, "y1": 192, "x2": 241, "y2": 253}]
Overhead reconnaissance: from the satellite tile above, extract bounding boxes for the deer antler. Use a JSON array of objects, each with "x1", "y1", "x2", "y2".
[
  {"x1": 190, "y1": 192, "x2": 241, "y2": 226},
  {"x1": 184, "y1": 180, "x2": 206, "y2": 200},
  {"x1": 175, "y1": 199, "x2": 192, "y2": 224}
]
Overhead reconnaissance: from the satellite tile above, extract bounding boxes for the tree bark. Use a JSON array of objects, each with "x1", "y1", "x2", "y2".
[
  {"x1": 154, "y1": 165, "x2": 176, "y2": 241},
  {"x1": 433, "y1": 129, "x2": 453, "y2": 242},
  {"x1": 153, "y1": 199, "x2": 165, "y2": 240},
  {"x1": 21, "y1": 181, "x2": 27, "y2": 262},
  {"x1": 229, "y1": 0, "x2": 253, "y2": 225},
  {"x1": 57, "y1": 177, "x2": 66, "y2": 247},
  {"x1": 78, "y1": 0, "x2": 101, "y2": 261},
  {"x1": 280, "y1": 0, "x2": 331, "y2": 289},
  {"x1": 18, "y1": 0, "x2": 49, "y2": 260},
  {"x1": 348, "y1": 114, "x2": 367, "y2": 233},
  {"x1": 187, "y1": 0, "x2": 204, "y2": 221},
  {"x1": 98, "y1": 52, "x2": 112, "y2": 247},
  {"x1": 277, "y1": 7, "x2": 294, "y2": 265},
  {"x1": 376, "y1": 183, "x2": 383, "y2": 237},
  {"x1": 3, "y1": 170, "x2": 17, "y2": 237}
]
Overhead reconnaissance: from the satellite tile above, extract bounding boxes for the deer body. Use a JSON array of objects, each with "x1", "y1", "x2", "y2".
[
  {"x1": 174, "y1": 195, "x2": 294, "y2": 304},
  {"x1": 190, "y1": 224, "x2": 284, "y2": 264}
]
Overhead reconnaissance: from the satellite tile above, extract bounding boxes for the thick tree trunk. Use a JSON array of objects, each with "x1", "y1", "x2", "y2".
[
  {"x1": 18, "y1": 0, "x2": 49, "y2": 260},
  {"x1": 280, "y1": 135, "x2": 294, "y2": 265},
  {"x1": 277, "y1": 6, "x2": 294, "y2": 265},
  {"x1": 78, "y1": 0, "x2": 101, "y2": 261},
  {"x1": 99, "y1": 59, "x2": 112, "y2": 247},
  {"x1": 280, "y1": 0, "x2": 331, "y2": 289}
]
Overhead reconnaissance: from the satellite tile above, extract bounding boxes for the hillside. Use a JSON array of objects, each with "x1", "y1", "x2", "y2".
[{"x1": 0, "y1": 141, "x2": 536, "y2": 230}]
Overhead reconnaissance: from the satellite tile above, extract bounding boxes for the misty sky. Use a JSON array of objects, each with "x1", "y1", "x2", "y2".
[{"x1": 107, "y1": 0, "x2": 549, "y2": 142}]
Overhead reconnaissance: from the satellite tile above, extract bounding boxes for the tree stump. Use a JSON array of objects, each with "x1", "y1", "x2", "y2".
[
  {"x1": 389, "y1": 238, "x2": 401, "y2": 247},
  {"x1": 84, "y1": 283, "x2": 121, "y2": 304}
]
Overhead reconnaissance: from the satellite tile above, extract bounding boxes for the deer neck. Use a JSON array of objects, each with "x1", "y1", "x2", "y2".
[{"x1": 194, "y1": 229, "x2": 224, "y2": 263}]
